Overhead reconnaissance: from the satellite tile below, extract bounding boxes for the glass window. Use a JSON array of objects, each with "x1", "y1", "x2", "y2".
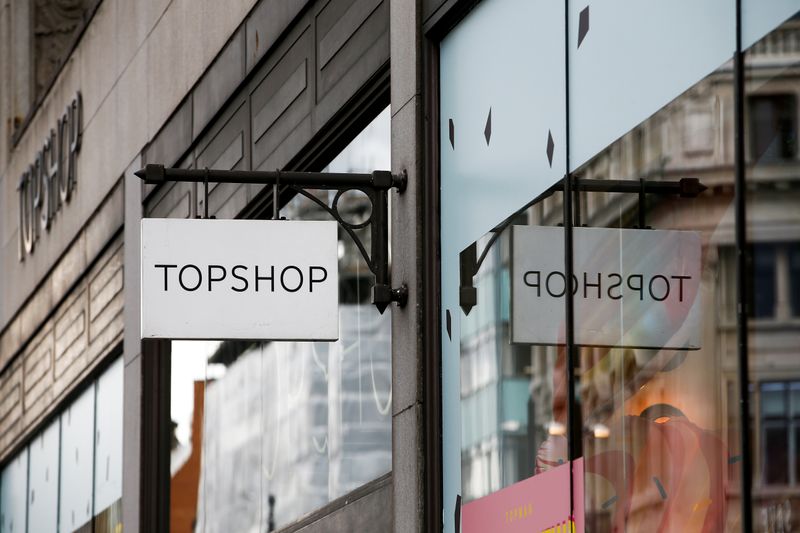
[
  {"x1": 790, "y1": 243, "x2": 800, "y2": 316},
  {"x1": 27, "y1": 421, "x2": 59, "y2": 533},
  {"x1": 442, "y1": 2, "x2": 748, "y2": 530},
  {"x1": 571, "y1": 59, "x2": 739, "y2": 530},
  {"x1": 59, "y1": 385, "x2": 96, "y2": 533},
  {"x1": 442, "y1": 0, "x2": 800, "y2": 531},
  {"x1": 0, "y1": 448, "x2": 27, "y2": 533},
  {"x1": 0, "y1": 356, "x2": 122, "y2": 533},
  {"x1": 763, "y1": 382, "x2": 788, "y2": 417},
  {"x1": 439, "y1": 2, "x2": 567, "y2": 529},
  {"x1": 93, "y1": 358, "x2": 124, "y2": 530},
  {"x1": 748, "y1": 94, "x2": 797, "y2": 163},
  {"x1": 456, "y1": 197, "x2": 565, "y2": 504},
  {"x1": 764, "y1": 425, "x2": 790, "y2": 484},
  {"x1": 759, "y1": 382, "x2": 800, "y2": 487},
  {"x1": 170, "y1": 107, "x2": 391, "y2": 532},
  {"x1": 751, "y1": 243, "x2": 777, "y2": 319}
]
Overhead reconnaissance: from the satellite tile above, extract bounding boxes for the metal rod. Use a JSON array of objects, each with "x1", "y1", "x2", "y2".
[
  {"x1": 734, "y1": 3, "x2": 754, "y2": 529},
  {"x1": 273, "y1": 169, "x2": 279, "y2": 221},
  {"x1": 203, "y1": 167, "x2": 209, "y2": 219},
  {"x1": 134, "y1": 164, "x2": 406, "y2": 191},
  {"x1": 574, "y1": 177, "x2": 706, "y2": 196},
  {"x1": 638, "y1": 178, "x2": 646, "y2": 228}
]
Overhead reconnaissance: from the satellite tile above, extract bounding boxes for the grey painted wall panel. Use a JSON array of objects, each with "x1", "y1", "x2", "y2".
[
  {"x1": 193, "y1": 28, "x2": 247, "y2": 139},
  {"x1": 246, "y1": 0, "x2": 310, "y2": 73}
]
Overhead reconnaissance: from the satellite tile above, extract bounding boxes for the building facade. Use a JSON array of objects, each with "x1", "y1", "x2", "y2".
[{"x1": 0, "y1": 0, "x2": 798, "y2": 532}]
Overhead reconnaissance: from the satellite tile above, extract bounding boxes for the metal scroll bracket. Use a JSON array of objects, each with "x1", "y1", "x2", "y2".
[
  {"x1": 458, "y1": 176, "x2": 707, "y2": 315},
  {"x1": 135, "y1": 164, "x2": 408, "y2": 314}
]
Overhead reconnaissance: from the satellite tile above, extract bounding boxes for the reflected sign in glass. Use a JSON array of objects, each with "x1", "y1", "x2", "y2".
[
  {"x1": 511, "y1": 226, "x2": 701, "y2": 349},
  {"x1": 462, "y1": 458, "x2": 584, "y2": 533},
  {"x1": 141, "y1": 219, "x2": 339, "y2": 340}
]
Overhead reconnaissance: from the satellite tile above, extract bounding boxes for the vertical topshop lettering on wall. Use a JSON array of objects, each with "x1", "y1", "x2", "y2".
[{"x1": 16, "y1": 92, "x2": 82, "y2": 261}]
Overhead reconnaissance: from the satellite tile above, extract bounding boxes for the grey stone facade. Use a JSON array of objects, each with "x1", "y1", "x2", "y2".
[{"x1": 0, "y1": 0, "x2": 440, "y2": 531}]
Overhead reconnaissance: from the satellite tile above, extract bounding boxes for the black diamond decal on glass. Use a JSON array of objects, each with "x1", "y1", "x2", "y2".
[
  {"x1": 484, "y1": 108, "x2": 492, "y2": 145},
  {"x1": 546, "y1": 130, "x2": 555, "y2": 167},
  {"x1": 578, "y1": 6, "x2": 590, "y2": 48},
  {"x1": 446, "y1": 309, "x2": 452, "y2": 340},
  {"x1": 449, "y1": 119, "x2": 455, "y2": 149}
]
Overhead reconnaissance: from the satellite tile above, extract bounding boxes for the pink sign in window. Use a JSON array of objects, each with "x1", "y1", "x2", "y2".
[{"x1": 462, "y1": 459, "x2": 584, "y2": 533}]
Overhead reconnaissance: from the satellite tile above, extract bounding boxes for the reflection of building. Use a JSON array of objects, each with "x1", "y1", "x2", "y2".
[
  {"x1": 171, "y1": 381, "x2": 204, "y2": 533},
  {"x1": 550, "y1": 16, "x2": 800, "y2": 533},
  {"x1": 189, "y1": 306, "x2": 391, "y2": 532},
  {"x1": 459, "y1": 233, "x2": 559, "y2": 503},
  {"x1": 457, "y1": 11, "x2": 800, "y2": 533}
]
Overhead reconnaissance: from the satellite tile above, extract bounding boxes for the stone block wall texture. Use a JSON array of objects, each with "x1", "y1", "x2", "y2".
[{"x1": 0, "y1": 0, "x2": 259, "y2": 337}]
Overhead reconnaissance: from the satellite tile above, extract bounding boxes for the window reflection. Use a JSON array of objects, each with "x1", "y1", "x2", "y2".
[
  {"x1": 169, "y1": 107, "x2": 392, "y2": 532},
  {"x1": 745, "y1": 13, "x2": 800, "y2": 531},
  {"x1": 459, "y1": 196, "x2": 565, "y2": 503},
  {"x1": 1, "y1": 449, "x2": 27, "y2": 533},
  {"x1": 459, "y1": 36, "x2": 743, "y2": 533},
  {"x1": 749, "y1": 94, "x2": 797, "y2": 163},
  {"x1": 569, "y1": 62, "x2": 739, "y2": 531},
  {"x1": 445, "y1": 5, "x2": 800, "y2": 533}
]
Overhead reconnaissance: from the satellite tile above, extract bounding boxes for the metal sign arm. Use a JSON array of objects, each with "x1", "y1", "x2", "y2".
[
  {"x1": 458, "y1": 176, "x2": 707, "y2": 315},
  {"x1": 135, "y1": 164, "x2": 407, "y2": 313}
]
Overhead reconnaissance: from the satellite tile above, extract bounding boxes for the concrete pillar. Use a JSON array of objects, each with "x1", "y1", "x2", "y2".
[
  {"x1": 390, "y1": 0, "x2": 426, "y2": 531},
  {"x1": 122, "y1": 155, "x2": 143, "y2": 533}
]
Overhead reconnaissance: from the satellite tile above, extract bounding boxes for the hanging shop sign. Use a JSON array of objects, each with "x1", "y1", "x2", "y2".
[
  {"x1": 141, "y1": 218, "x2": 339, "y2": 340},
  {"x1": 17, "y1": 92, "x2": 83, "y2": 261},
  {"x1": 510, "y1": 226, "x2": 702, "y2": 349}
]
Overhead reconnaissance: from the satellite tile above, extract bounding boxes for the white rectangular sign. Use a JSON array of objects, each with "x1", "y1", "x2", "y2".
[
  {"x1": 141, "y1": 219, "x2": 339, "y2": 340},
  {"x1": 511, "y1": 226, "x2": 702, "y2": 349}
]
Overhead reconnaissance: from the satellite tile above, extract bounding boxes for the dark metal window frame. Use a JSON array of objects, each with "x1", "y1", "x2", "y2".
[{"x1": 424, "y1": 0, "x2": 758, "y2": 531}]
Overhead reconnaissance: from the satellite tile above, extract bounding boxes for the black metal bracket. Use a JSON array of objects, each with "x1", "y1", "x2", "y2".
[
  {"x1": 135, "y1": 164, "x2": 408, "y2": 313},
  {"x1": 458, "y1": 176, "x2": 707, "y2": 315}
]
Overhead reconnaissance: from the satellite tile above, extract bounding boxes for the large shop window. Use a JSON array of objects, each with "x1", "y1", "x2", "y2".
[
  {"x1": 439, "y1": 2, "x2": 799, "y2": 532},
  {"x1": 169, "y1": 107, "x2": 391, "y2": 532},
  {"x1": 0, "y1": 356, "x2": 124, "y2": 533}
]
